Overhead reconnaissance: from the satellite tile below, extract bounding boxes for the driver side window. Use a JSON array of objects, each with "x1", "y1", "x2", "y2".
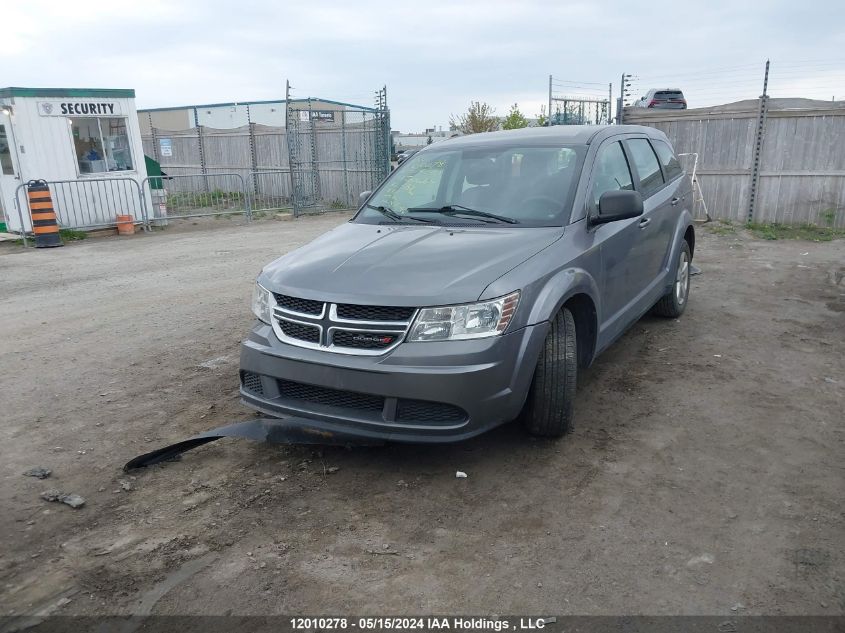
[{"x1": 591, "y1": 141, "x2": 633, "y2": 208}]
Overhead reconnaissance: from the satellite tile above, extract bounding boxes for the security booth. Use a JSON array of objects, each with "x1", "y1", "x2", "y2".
[{"x1": 0, "y1": 87, "x2": 149, "y2": 234}]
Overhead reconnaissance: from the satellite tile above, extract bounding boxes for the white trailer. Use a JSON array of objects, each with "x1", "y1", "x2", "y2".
[{"x1": 0, "y1": 87, "x2": 149, "y2": 233}]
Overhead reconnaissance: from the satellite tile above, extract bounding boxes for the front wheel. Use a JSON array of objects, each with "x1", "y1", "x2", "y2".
[
  {"x1": 652, "y1": 240, "x2": 691, "y2": 318},
  {"x1": 520, "y1": 308, "x2": 577, "y2": 437}
]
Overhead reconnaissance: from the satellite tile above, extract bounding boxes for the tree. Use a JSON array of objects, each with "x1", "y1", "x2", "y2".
[
  {"x1": 501, "y1": 103, "x2": 529, "y2": 130},
  {"x1": 449, "y1": 101, "x2": 499, "y2": 134},
  {"x1": 536, "y1": 104, "x2": 548, "y2": 127}
]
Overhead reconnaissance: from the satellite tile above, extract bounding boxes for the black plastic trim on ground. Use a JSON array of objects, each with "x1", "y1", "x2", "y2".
[{"x1": 123, "y1": 418, "x2": 383, "y2": 471}]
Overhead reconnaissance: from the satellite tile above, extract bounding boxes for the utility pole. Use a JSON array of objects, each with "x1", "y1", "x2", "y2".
[
  {"x1": 608, "y1": 83, "x2": 613, "y2": 124},
  {"x1": 618, "y1": 73, "x2": 632, "y2": 124},
  {"x1": 747, "y1": 59, "x2": 770, "y2": 223},
  {"x1": 548, "y1": 75, "x2": 553, "y2": 126}
]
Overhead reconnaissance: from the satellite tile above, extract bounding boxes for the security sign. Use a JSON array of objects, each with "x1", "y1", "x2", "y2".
[{"x1": 38, "y1": 101, "x2": 123, "y2": 117}]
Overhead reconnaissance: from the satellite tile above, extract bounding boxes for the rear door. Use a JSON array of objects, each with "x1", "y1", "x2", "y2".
[
  {"x1": 651, "y1": 138, "x2": 690, "y2": 268},
  {"x1": 623, "y1": 137, "x2": 671, "y2": 299}
]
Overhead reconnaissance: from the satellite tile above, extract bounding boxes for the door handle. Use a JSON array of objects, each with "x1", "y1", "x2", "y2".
[
  {"x1": 671, "y1": 197, "x2": 681, "y2": 206},
  {"x1": 639, "y1": 217, "x2": 651, "y2": 229}
]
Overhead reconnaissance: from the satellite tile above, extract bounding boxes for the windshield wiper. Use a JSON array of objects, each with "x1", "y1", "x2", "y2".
[
  {"x1": 406, "y1": 204, "x2": 519, "y2": 225},
  {"x1": 365, "y1": 203, "x2": 434, "y2": 224}
]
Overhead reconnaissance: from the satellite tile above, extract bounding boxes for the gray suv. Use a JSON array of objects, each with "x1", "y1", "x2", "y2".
[{"x1": 241, "y1": 125, "x2": 694, "y2": 442}]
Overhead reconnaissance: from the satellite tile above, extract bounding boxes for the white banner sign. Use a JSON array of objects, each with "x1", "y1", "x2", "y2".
[{"x1": 38, "y1": 101, "x2": 123, "y2": 117}]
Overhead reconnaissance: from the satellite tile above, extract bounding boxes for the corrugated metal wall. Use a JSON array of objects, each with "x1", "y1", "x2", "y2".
[{"x1": 625, "y1": 106, "x2": 845, "y2": 227}]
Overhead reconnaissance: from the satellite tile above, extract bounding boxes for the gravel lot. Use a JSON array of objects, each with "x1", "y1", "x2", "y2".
[{"x1": 1, "y1": 215, "x2": 842, "y2": 617}]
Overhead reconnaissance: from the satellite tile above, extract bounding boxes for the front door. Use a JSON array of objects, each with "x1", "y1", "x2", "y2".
[
  {"x1": 589, "y1": 139, "x2": 642, "y2": 340},
  {"x1": 0, "y1": 114, "x2": 23, "y2": 232}
]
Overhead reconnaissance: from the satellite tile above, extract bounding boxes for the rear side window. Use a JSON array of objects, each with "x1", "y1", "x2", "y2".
[
  {"x1": 653, "y1": 140, "x2": 683, "y2": 181},
  {"x1": 655, "y1": 91, "x2": 683, "y2": 100},
  {"x1": 627, "y1": 139, "x2": 664, "y2": 197},
  {"x1": 591, "y1": 141, "x2": 633, "y2": 207}
]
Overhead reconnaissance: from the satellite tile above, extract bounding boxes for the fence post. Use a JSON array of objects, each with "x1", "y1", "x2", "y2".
[
  {"x1": 747, "y1": 59, "x2": 770, "y2": 224},
  {"x1": 285, "y1": 80, "x2": 299, "y2": 217},
  {"x1": 193, "y1": 107, "x2": 209, "y2": 193},
  {"x1": 248, "y1": 122, "x2": 259, "y2": 188},
  {"x1": 150, "y1": 119, "x2": 160, "y2": 163},
  {"x1": 383, "y1": 102, "x2": 391, "y2": 183},
  {"x1": 198, "y1": 125, "x2": 209, "y2": 193},
  {"x1": 308, "y1": 99, "x2": 321, "y2": 204},
  {"x1": 341, "y1": 110, "x2": 350, "y2": 206},
  {"x1": 247, "y1": 103, "x2": 259, "y2": 199}
]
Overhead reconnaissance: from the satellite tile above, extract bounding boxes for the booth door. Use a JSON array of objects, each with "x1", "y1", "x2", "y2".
[{"x1": 0, "y1": 115, "x2": 23, "y2": 232}]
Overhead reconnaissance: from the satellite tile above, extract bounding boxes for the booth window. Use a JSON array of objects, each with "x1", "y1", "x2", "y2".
[
  {"x1": 0, "y1": 125, "x2": 14, "y2": 175},
  {"x1": 71, "y1": 118, "x2": 133, "y2": 174}
]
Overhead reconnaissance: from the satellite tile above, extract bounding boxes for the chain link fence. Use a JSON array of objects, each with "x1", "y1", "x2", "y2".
[{"x1": 142, "y1": 101, "x2": 390, "y2": 217}]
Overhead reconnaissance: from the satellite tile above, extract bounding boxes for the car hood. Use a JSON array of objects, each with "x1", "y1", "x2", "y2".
[{"x1": 260, "y1": 222, "x2": 565, "y2": 306}]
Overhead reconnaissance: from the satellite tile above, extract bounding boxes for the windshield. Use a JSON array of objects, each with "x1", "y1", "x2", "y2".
[{"x1": 356, "y1": 143, "x2": 585, "y2": 226}]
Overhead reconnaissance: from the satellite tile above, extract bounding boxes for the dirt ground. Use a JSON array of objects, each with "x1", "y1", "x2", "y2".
[{"x1": 0, "y1": 215, "x2": 842, "y2": 618}]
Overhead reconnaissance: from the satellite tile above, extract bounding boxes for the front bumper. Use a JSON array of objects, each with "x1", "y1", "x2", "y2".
[{"x1": 239, "y1": 320, "x2": 549, "y2": 443}]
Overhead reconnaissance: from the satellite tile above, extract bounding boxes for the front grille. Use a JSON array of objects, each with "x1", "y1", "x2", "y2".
[
  {"x1": 277, "y1": 379, "x2": 384, "y2": 412},
  {"x1": 332, "y1": 330, "x2": 398, "y2": 350},
  {"x1": 271, "y1": 294, "x2": 417, "y2": 355},
  {"x1": 279, "y1": 319, "x2": 320, "y2": 343},
  {"x1": 274, "y1": 294, "x2": 323, "y2": 315},
  {"x1": 241, "y1": 371, "x2": 264, "y2": 396},
  {"x1": 336, "y1": 304, "x2": 415, "y2": 322},
  {"x1": 396, "y1": 399, "x2": 467, "y2": 424}
]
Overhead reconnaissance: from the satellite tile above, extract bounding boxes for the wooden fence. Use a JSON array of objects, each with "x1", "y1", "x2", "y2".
[{"x1": 624, "y1": 100, "x2": 845, "y2": 227}]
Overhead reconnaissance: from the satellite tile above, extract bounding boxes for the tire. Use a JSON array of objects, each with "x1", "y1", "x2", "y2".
[
  {"x1": 652, "y1": 240, "x2": 691, "y2": 318},
  {"x1": 521, "y1": 307, "x2": 577, "y2": 437}
]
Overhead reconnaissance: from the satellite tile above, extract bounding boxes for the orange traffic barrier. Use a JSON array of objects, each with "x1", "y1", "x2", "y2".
[
  {"x1": 26, "y1": 180, "x2": 63, "y2": 248},
  {"x1": 116, "y1": 214, "x2": 136, "y2": 235}
]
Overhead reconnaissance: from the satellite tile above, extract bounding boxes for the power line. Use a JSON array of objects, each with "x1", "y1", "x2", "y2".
[
  {"x1": 551, "y1": 79, "x2": 607, "y2": 87},
  {"x1": 631, "y1": 65, "x2": 762, "y2": 82},
  {"x1": 771, "y1": 58, "x2": 845, "y2": 65}
]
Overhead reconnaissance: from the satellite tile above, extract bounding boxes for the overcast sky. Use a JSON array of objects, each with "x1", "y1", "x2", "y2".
[{"x1": 4, "y1": 0, "x2": 844, "y2": 131}]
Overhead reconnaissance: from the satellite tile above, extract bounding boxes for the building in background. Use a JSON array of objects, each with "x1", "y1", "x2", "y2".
[
  {"x1": 138, "y1": 98, "x2": 372, "y2": 133},
  {"x1": 391, "y1": 127, "x2": 457, "y2": 152}
]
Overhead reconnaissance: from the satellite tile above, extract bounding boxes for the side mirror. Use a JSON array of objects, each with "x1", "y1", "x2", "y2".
[
  {"x1": 592, "y1": 190, "x2": 644, "y2": 225},
  {"x1": 358, "y1": 191, "x2": 372, "y2": 208}
]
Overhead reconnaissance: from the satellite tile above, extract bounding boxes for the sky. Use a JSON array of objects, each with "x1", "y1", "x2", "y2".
[{"x1": 3, "y1": 0, "x2": 844, "y2": 132}]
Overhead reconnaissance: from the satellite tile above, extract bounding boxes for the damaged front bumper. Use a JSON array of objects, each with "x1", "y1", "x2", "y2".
[{"x1": 239, "y1": 320, "x2": 549, "y2": 443}]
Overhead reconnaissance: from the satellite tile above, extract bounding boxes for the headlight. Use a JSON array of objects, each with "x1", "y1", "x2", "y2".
[
  {"x1": 251, "y1": 282, "x2": 274, "y2": 324},
  {"x1": 408, "y1": 291, "x2": 519, "y2": 341}
]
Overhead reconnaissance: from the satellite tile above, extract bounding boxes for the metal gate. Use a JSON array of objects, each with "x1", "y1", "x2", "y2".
[{"x1": 285, "y1": 82, "x2": 391, "y2": 216}]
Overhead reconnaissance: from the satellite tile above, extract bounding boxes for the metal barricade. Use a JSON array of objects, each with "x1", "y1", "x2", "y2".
[
  {"x1": 141, "y1": 172, "x2": 251, "y2": 224},
  {"x1": 248, "y1": 170, "x2": 293, "y2": 215},
  {"x1": 13, "y1": 177, "x2": 148, "y2": 246}
]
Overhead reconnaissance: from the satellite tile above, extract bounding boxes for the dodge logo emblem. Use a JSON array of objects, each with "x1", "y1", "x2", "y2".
[{"x1": 352, "y1": 334, "x2": 394, "y2": 345}]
